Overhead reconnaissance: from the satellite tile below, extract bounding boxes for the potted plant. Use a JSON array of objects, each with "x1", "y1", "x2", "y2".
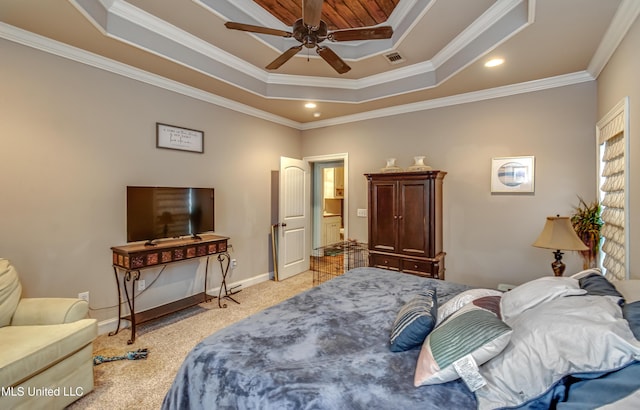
[{"x1": 570, "y1": 197, "x2": 602, "y2": 269}]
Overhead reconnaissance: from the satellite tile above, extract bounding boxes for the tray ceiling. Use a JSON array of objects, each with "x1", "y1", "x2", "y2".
[{"x1": 0, "y1": 0, "x2": 635, "y2": 128}]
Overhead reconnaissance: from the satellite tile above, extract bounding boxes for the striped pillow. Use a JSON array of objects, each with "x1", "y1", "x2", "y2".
[
  {"x1": 414, "y1": 296, "x2": 512, "y2": 386},
  {"x1": 389, "y1": 290, "x2": 437, "y2": 352}
]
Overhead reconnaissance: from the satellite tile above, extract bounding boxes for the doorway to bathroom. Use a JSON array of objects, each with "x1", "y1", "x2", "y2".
[{"x1": 304, "y1": 153, "x2": 349, "y2": 252}]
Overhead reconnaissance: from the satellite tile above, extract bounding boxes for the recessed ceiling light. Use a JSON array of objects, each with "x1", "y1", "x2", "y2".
[
  {"x1": 313, "y1": 112, "x2": 321, "y2": 118},
  {"x1": 485, "y1": 58, "x2": 504, "y2": 67},
  {"x1": 304, "y1": 102, "x2": 317, "y2": 109}
]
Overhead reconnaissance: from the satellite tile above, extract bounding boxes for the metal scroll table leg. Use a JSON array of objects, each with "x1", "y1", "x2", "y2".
[
  {"x1": 216, "y1": 252, "x2": 240, "y2": 308},
  {"x1": 123, "y1": 270, "x2": 140, "y2": 344},
  {"x1": 108, "y1": 267, "x2": 123, "y2": 337}
]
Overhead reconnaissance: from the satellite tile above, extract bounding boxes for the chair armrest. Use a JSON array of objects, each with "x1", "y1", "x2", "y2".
[{"x1": 11, "y1": 298, "x2": 89, "y2": 325}]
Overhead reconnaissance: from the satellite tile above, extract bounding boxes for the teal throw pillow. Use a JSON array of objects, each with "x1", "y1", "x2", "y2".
[{"x1": 389, "y1": 289, "x2": 437, "y2": 352}]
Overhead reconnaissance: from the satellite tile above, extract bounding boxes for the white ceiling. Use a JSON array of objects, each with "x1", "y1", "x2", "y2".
[{"x1": 1, "y1": 0, "x2": 639, "y2": 129}]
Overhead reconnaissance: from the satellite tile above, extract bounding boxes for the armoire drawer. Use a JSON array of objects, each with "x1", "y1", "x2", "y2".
[
  {"x1": 370, "y1": 254, "x2": 401, "y2": 271},
  {"x1": 401, "y1": 259, "x2": 432, "y2": 276}
]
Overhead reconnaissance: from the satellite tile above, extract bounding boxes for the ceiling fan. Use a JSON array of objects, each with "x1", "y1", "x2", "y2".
[{"x1": 224, "y1": 0, "x2": 393, "y2": 74}]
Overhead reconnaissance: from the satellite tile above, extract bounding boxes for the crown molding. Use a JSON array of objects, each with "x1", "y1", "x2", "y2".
[
  {"x1": 195, "y1": 0, "x2": 286, "y2": 29},
  {"x1": 2, "y1": 0, "x2": 623, "y2": 135},
  {"x1": 269, "y1": 0, "x2": 528, "y2": 96},
  {"x1": 0, "y1": 23, "x2": 299, "y2": 129},
  {"x1": 75, "y1": 0, "x2": 270, "y2": 82},
  {"x1": 266, "y1": 59, "x2": 435, "y2": 92},
  {"x1": 300, "y1": 71, "x2": 595, "y2": 130},
  {"x1": 431, "y1": 0, "x2": 526, "y2": 68},
  {"x1": 587, "y1": 0, "x2": 640, "y2": 78},
  {"x1": 0, "y1": 22, "x2": 598, "y2": 131},
  {"x1": 67, "y1": 0, "x2": 529, "y2": 104}
]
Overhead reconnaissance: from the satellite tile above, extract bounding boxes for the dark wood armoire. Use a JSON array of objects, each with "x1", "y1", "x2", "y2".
[{"x1": 365, "y1": 170, "x2": 446, "y2": 279}]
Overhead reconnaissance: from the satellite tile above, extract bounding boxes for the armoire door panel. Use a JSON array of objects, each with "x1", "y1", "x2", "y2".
[
  {"x1": 370, "y1": 182, "x2": 397, "y2": 251},
  {"x1": 398, "y1": 181, "x2": 429, "y2": 257}
]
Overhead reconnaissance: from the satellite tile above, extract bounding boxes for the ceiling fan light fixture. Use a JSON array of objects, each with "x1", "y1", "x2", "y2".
[
  {"x1": 485, "y1": 58, "x2": 504, "y2": 67},
  {"x1": 224, "y1": 0, "x2": 392, "y2": 74}
]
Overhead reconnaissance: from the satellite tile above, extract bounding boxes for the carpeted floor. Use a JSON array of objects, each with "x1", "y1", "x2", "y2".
[{"x1": 68, "y1": 271, "x2": 313, "y2": 410}]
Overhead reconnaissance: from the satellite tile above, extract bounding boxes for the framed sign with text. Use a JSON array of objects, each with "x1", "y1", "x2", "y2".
[{"x1": 156, "y1": 123, "x2": 204, "y2": 153}]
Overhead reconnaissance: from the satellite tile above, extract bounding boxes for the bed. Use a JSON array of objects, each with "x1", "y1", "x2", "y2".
[{"x1": 162, "y1": 267, "x2": 640, "y2": 409}]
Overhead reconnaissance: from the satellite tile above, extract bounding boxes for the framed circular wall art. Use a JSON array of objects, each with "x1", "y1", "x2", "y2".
[{"x1": 491, "y1": 156, "x2": 535, "y2": 193}]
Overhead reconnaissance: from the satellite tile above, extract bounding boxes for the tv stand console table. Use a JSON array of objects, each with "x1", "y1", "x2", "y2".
[{"x1": 110, "y1": 234, "x2": 237, "y2": 344}]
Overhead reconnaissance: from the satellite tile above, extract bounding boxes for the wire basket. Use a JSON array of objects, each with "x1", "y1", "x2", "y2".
[{"x1": 311, "y1": 241, "x2": 369, "y2": 286}]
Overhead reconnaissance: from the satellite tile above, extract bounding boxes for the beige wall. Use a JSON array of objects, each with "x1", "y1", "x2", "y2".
[
  {"x1": 597, "y1": 14, "x2": 640, "y2": 279},
  {"x1": 0, "y1": 40, "x2": 301, "y2": 323},
  {"x1": 302, "y1": 83, "x2": 598, "y2": 288},
  {"x1": 6, "y1": 17, "x2": 631, "y2": 323}
]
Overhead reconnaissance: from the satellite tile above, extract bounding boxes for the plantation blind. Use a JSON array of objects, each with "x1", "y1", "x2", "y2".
[{"x1": 598, "y1": 100, "x2": 627, "y2": 280}]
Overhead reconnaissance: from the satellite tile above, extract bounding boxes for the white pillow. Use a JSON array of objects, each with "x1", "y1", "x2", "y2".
[
  {"x1": 436, "y1": 288, "x2": 502, "y2": 324},
  {"x1": 415, "y1": 297, "x2": 511, "y2": 386},
  {"x1": 570, "y1": 268, "x2": 603, "y2": 280},
  {"x1": 500, "y1": 277, "x2": 586, "y2": 323},
  {"x1": 475, "y1": 295, "x2": 640, "y2": 409}
]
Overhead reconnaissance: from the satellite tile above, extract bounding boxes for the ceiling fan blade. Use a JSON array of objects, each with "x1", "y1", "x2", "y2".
[
  {"x1": 266, "y1": 45, "x2": 304, "y2": 70},
  {"x1": 303, "y1": 0, "x2": 324, "y2": 28},
  {"x1": 328, "y1": 26, "x2": 393, "y2": 42},
  {"x1": 225, "y1": 22, "x2": 292, "y2": 38},
  {"x1": 316, "y1": 46, "x2": 351, "y2": 74}
]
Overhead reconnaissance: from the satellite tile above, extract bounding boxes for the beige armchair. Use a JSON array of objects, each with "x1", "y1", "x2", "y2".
[{"x1": 0, "y1": 259, "x2": 97, "y2": 410}]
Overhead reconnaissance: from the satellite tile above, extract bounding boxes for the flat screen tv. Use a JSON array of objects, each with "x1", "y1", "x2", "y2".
[{"x1": 127, "y1": 186, "x2": 214, "y2": 244}]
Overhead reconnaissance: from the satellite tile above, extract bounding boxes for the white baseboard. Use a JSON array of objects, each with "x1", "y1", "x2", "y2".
[
  {"x1": 96, "y1": 271, "x2": 273, "y2": 335},
  {"x1": 98, "y1": 317, "x2": 122, "y2": 336}
]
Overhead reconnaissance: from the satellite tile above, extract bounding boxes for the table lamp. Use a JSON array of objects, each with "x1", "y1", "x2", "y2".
[{"x1": 532, "y1": 215, "x2": 588, "y2": 276}]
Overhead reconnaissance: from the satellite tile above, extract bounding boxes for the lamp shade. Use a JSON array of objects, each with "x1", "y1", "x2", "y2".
[{"x1": 532, "y1": 216, "x2": 588, "y2": 251}]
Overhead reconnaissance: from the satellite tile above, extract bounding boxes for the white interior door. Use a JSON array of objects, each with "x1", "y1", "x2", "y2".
[{"x1": 278, "y1": 156, "x2": 311, "y2": 280}]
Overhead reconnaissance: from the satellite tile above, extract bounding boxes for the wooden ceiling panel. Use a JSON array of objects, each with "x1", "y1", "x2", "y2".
[
  {"x1": 253, "y1": 0, "x2": 400, "y2": 30},
  {"x1": 254, "y1": 0, "x2": 301, "y2": 25}
]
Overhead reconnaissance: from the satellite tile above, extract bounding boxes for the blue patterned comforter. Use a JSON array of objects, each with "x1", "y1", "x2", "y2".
[{"x1": 162, "y1": 267, "x2": 476, "y2": 409}]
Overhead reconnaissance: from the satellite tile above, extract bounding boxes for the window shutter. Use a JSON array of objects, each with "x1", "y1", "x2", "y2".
[
  {"x1": 597, "y1": 98, "x2": 628, "y2": 281},
  {"x1": 600, "y1": 133, "x2": 625, "y2": 279}
]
